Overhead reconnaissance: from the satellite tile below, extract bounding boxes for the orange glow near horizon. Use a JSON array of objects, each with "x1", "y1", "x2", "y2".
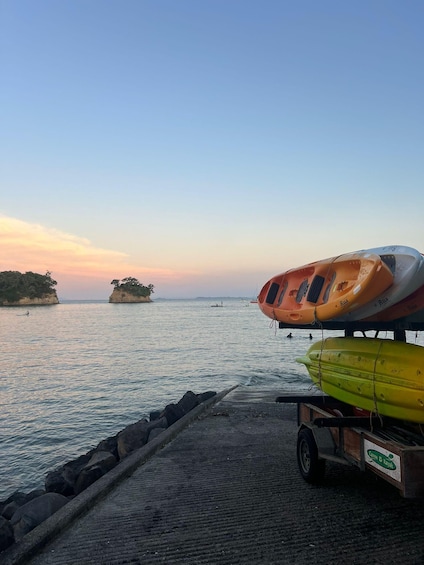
[
  {"x1": 0, "y1": 215, "x2": 287, "y2": 298},
  {"x1": 0, "y1": 216, "x2": 188, "y2": 294}
]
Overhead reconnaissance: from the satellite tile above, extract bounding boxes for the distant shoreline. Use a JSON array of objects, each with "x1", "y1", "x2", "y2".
[{"x1": 57, "y1": 296, "x2": 253, "y2": 303}]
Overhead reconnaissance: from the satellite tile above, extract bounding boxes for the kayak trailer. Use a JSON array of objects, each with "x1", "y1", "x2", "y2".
[{"x1": 277, "y1": 394, "x2": 424, "y2": 498}]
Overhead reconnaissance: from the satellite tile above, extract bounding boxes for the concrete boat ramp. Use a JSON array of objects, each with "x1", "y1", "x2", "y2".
[{"x1": 3, "y1": 386, "x2": 424, "y2": 565}]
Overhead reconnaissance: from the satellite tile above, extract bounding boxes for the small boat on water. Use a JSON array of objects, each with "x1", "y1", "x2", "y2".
[
  {"x1": 257, "y1": 251, "x2": 393, "y2": 325},
  {"x1": 297, "y1": 337, "x2": 424, "y2": 423},
  {"x1": 336, "y1": 246, "x2": 424, "y2": 322}
]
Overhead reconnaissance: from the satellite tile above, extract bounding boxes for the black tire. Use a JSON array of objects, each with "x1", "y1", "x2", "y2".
[{"x1": 297, "y1": 428, "x2": 326, "y2": 484}]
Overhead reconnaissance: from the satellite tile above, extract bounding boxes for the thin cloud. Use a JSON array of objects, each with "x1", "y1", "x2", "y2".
[{"x1": 0, "y1": 215, "x2": 176, "y2": 281}]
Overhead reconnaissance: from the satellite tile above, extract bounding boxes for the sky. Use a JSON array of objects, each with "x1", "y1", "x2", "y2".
[{"x1": 1, "y1": 0, "x2": 424, "y2": 299}]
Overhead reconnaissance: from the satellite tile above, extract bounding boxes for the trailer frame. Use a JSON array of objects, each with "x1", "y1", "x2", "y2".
[{"x1": 276, "y1": 394, "x2": 424, "y2": 498}]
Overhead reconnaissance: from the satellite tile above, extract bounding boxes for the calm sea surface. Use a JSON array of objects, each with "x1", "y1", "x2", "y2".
[{"x1": 1, "y1": 298, "x2": 423, "y2": 501}]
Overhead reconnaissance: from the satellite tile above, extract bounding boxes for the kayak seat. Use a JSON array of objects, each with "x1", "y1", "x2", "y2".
[
  {"x1": 381, "y1": 254, "x2": 396, "y2": 275},
  {"x1": 322, "y1": 272, "x2": 336, "y2": 304},
  {"x1": 265, "y1": 282, "x2": 280, "y2": 305},
  {"x1": 296, "y1": 279, "x2": 310, "y2": 303},
  {"x1": 307, "y1": 275, "x2": 325, "y2": 303},
  {"x1": 277, "y1": 281, "x2": 288, "y2": 306}
]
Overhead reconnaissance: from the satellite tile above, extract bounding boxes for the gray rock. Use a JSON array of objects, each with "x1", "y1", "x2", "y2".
[
  {"x1": 25, "y1": 489, "x2": 46, "y2": 502},
  {"x1": 0, "y1": 516, "x2": 14, "y2": 552},
  {"x1": 95, "y1": 435, "x2": 119, "y2": 459},
  {"x1": 197, "y1": 390, "x2": 216, "y2": 403},
  {"x1": 2, "y1": 501, "x2": 20, "y2": 521},
  {"x1": 62, "y1": 452, "x2": 94, "y2": 480},
  {"x1": 177, "y1": 390, "x2": 199, "y2": 413},
  {"x1": 149, "y1": 410, "x2": 162, "y2": 421},
  {"x1": 160, "y1": 403, "x2": 185, "y2": 426},
  {"x1": 1, "y1": 492, "x2": 26, "y2": 520},
  {"x1": 117, "y1": 417, "x2": 168, "y2": 459},
  {"x1": 117, "y1": 418, "x2": 148, "y2": 459},
  {"x1": 1, "y1": 491, "x2": 27, "y2": 510},
  {"x1": 4, "y1": 491, "x2": 27, "y2": 504},
  {"x1": 44, "y1": 469, "x2": 74, "y2": 496},
  {"x1": 45, "y1": 452, "x2": 94, "y2": 495},
  {"x1": 74, "y1": 466, "x2": 104, "y2": 495},
  {"x1": 1, "y1": 489, "x2": 45, "y2": 520},
  {"x1": 86, "y1": 450, "x2": 117, "y2": 472},
  {"x1": 74, "y1": 451, "x2": 118, "y2": 494},
  {"x1": 11, "y1": 492, "x2": 68, "y2": 541}
]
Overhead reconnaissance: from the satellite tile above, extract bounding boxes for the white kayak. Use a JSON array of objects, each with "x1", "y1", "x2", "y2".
[{"x1": 334, "y1": 245, "x2": 424, "y2": 322}]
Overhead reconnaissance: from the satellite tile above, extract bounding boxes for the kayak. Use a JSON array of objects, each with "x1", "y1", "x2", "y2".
[
  {"x1": 297, "y1": 337, "x2": 424, "y2": 423},
  {"x1": 257, "y1": 252, "x2": 393, "y2": 325},
  {"x1": 365, "y1": 281, "x2": 424, "y2": 322},
  {"x1": 335, "y1": 246, "x2": 424, "y2": 322}
]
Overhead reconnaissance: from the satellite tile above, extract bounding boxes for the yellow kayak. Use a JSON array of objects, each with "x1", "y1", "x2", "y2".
[{"x1": 297, "y1": 337, "x2": 424, "y2": 423}]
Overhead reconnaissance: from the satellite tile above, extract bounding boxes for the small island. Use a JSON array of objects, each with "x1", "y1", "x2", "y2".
[
  {"x1": 109, "y1": 277, "x2": 154, "y2": 303},
  {"x1": 0, "y1": 270, "x2": 59, "y2": 306}
]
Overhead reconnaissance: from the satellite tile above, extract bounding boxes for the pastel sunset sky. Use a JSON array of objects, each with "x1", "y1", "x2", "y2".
[{"x1": 1, "y1": 1, "x2": 424, "y2": 299}]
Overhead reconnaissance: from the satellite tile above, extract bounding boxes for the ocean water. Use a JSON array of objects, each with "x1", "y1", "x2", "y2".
[{"x1": 1, "y1": 298, "x2": 423, "y2": 501}]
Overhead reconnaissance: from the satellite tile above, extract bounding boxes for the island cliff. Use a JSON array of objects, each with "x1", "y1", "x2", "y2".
[
  {"x1": 109, "y1": 289, "x2": 152, "y2": 303},
  {"x1": 2, "y1": 292, "x2": 59, "y2": 306},
  {"x1": 0, "y1": 271, "x2": 59, "y2": 306},
  {"x1": 109, "y1": 277, "x2": 154, "y2": 303}
]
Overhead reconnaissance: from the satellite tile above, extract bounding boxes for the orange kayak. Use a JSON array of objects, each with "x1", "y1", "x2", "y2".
[
  {"x1": 337, "y1": 246, "x2": 424, "y2": 322},
  {"x1": 257, "y1": 252, "x2": 393, "y2": 325}
]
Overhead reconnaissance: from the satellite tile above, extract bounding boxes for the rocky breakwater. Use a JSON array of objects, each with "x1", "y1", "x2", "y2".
[{"x1": 0, "y1": 390, "x2": 216, "y2": 554}]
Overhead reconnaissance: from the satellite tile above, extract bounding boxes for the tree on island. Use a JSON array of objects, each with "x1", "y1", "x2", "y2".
[
  {"x1": 110, "y1": 277, "x2": 154, "y2": 297},
  {"x1": 0, "y1": 270, "x2": 58, "y2": 303}
]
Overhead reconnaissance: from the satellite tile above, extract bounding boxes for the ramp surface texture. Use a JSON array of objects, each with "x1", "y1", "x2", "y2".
[{"x1": 5, "y1": 387, "x2": 424, "y2": 564}]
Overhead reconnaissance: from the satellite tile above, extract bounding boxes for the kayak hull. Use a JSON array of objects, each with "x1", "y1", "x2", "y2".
[
  {"x1": 258, "y1": 252, "x2": 393, "y2": 325},
  {"x1": 337, "y1": 246, "x2": 424, "y2": 322},
  {"x1": 297, "y1": 337, "x2": 424, "y2": 423}
]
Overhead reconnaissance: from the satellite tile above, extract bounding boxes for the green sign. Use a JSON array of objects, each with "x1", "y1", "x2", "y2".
[{"x1": 367, "y1": 449, "x2": 397, "y2": 471}]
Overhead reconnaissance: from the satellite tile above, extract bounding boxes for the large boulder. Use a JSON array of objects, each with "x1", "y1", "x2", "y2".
[
  {"x1": 117, "y1": 417, "x2": 168, "y2": 459},
  {"x1": 74, "y1": 466, "x2": 105, "y2": 495},
  {"x1": 45, "y1": 452, "x2": 95, "y2": 495},
  {"x1": 177, "y1": 391, "x2": 199, "y2": 414},
  {"x1": 10, "y1": 492, "x2": 68, "y2": 541},
  {"x1": 160, "y1": 403, "x2": 185, "y2": 426},
  {"x1": 158, "y1": 390, "x2": 216, "y2": 426},
  {"x1": 0, "y1": 516, "x2": 14, "y2": 552},
  {"x1": 95, "y1": 435, "x2": 119, "y2": 459},
  {"x1": 1, "y1": 490, "x2": 45, "y2": 520},
  {"x1": 85, "y1": 450, "x2": 117, "y2": 472},
  {"x1": 74, "y1": 451, "x2": 117, "y2": 494},
  {"x1": 1, "y1": 492, "x2": 28, "y2": 520},
  {"x1": 197, "y1": 391, "x2": 216, "y2": 403},
  {"x1": 44, "y1": 469, "x2": 74, "y2": 497}
]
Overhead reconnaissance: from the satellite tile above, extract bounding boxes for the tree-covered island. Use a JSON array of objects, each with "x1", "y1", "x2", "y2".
[
  {"x1": 0, "y1": 271, "x2": 59, "y2": 306},
  {"x1": 109, "y1": 277, "x2": 154, "y2": 303}
]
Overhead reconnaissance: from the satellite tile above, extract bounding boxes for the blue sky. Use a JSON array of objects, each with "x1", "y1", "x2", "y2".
[{"x1": 1, "y1": 0, "x2": 423, "y2": 299}]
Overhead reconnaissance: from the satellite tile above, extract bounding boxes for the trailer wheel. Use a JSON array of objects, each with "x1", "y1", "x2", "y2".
[{"x1": 297, "y1": 428, "x2": 325, "y2": 484}]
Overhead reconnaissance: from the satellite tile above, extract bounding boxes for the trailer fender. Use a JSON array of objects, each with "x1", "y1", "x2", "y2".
[{"x1": 298, "y1": 423, "x2": 337, "y2": 458}]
